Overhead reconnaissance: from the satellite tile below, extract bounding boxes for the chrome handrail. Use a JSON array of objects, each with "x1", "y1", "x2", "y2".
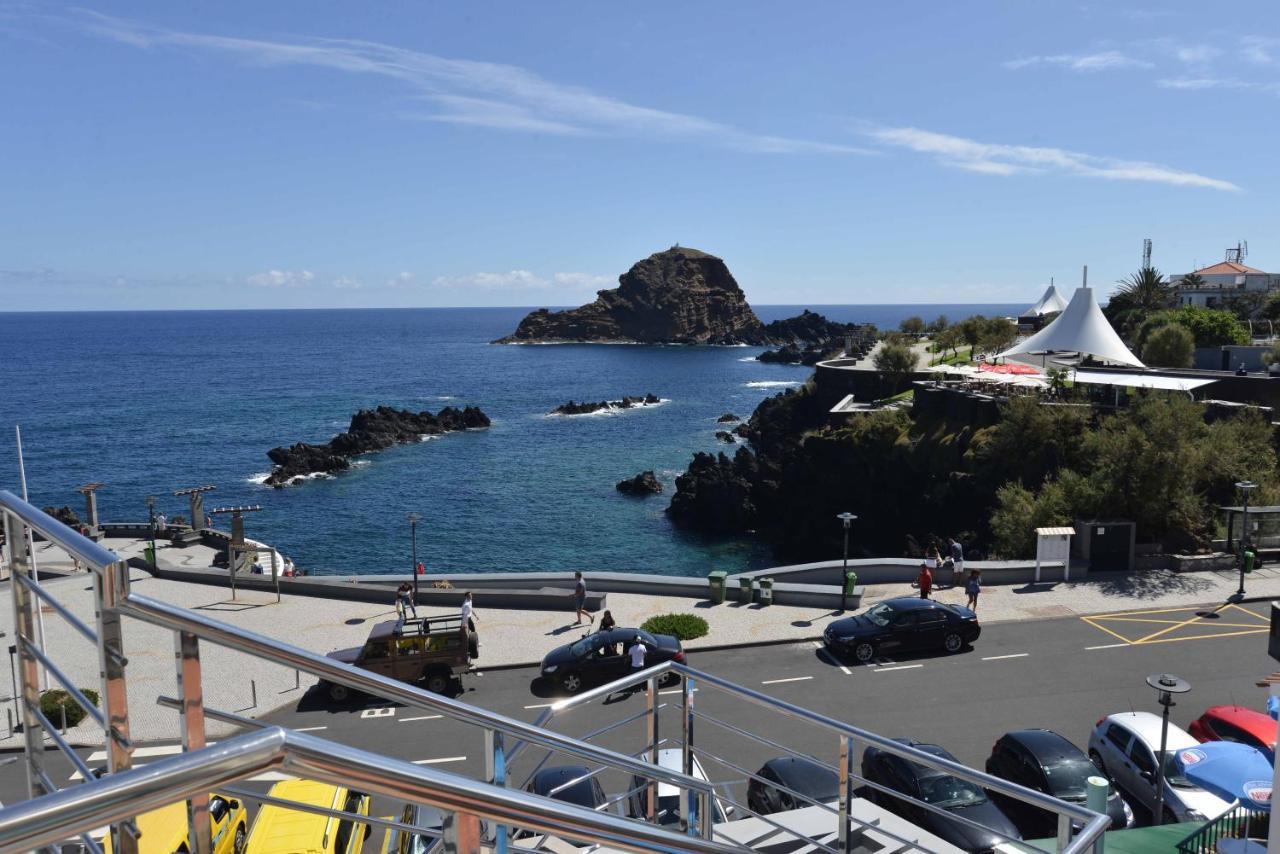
[{"x1": 0, "y1": 728, "x2": 743, "y2": 853}]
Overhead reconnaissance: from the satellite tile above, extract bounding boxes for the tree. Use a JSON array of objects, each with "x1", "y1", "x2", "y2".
[
  {"x1": 956, "y1": 316, "x2": 987, "y2": 358},
  {"x1": 899, "y1": 316, "x2": 925, "y2": 335},
  {"x1": 980, "y1": 317, "x2": 1018, "y2": 356},
  {"x1": 1171, "y1": 306, "x2": 1249, "y2": 347},
  {"x1": 873, "y1": 341, "x2": 920, "y2": 395},
  {"x1": 1111, "y1": 267, "x2": 1175, "y2": 314},
  {"x1": 1141, "y1": 323, "x2": 1195, "y2": 368},
  {"x1": 1261, "y1": 292, "x2": 1280, "y2": 321},
  {"x1": 933, "y1": 326, "x2": 962, "y2": 359},
  {"x1": 1178, "y1": 272, "x2": 1206, "y2": 290},
  {"x1": 927, "y1": 315, "x2": 949, "y2": 335},
  {"x1": 1224, "y1": 290, "x2": 1267, "y2": 322}
]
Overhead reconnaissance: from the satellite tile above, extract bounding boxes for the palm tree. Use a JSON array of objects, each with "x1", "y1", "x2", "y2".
[
  {"x1": 1179, "y1": 272, "x2": 1206, "y2": 290},
  {"x1": 1111, "y1": 267, "x2": 1175, "y2": 313}
]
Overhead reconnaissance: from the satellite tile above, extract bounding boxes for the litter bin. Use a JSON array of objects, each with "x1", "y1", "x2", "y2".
[
  {"x1": 739, "y1": 575, "x2": 754, "y2": 604},
  {"x1": 843, "y1": 571, "x2": 858, "y2": 598},
  {"x1": 143, "y1": 545, "x2": 156, "y2": 567},
  {"x1": 708, "y1": 570, "x2": 728, "y2": 604},
  {"x1": 758, "y1": 578, "x2": 774, "y2": 606},
  {"x1": 1245, "y1": 549, "x2": 1256, "y2": 574}
]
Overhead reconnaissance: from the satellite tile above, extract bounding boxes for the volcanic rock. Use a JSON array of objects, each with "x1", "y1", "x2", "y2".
[
  {"x1": 551, "y1": 394, "x2": 661, "y2": 416},
  {"x1": 616, "y1": 471, "x2": 663, "y2": 496},
  {"x1": 496, "y1": 247, "x2": 770, "y2": 345},
  {"x1": 265, "y1": 405, "x2": 490, "y2": 487},
  {"x1": 666, "y1": 450, "x2": 758, "y2": 533},
  {"x1": 42, "y1": 505, "x2": 82, "y2": 529},
  {"x1": 716, "y1": 413, "x2": 740, "y2": 423},
  {"x1": 715, "y1": 431, "x2": 737, "y2": 444}
]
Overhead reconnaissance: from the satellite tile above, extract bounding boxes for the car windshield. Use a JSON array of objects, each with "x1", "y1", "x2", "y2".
[
  {"x1": 1159, "y1": 751, "x2": 1191, "y2": 788},
  {"x1": 918, "y1": 773, "x2": 987, "y2": 808},
  {"x1": 865, "y1": 603, "x2": 894, "y2": 627},
  {"x1": 569, "y1": 636, "x2": 601, "y2": 658},
  {"x1": 1043, "y1": 759, "x2": 1101, "y2": 799}
]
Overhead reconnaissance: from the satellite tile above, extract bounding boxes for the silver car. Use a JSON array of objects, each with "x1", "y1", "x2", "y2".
[{"x1": 1087, "y1": 711, "x2": 1230, "y2": 823}]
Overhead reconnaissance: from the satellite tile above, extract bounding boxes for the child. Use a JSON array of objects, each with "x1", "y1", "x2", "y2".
[{"x1": 965, "y1": 570, "x2": 982, "y2": 612}]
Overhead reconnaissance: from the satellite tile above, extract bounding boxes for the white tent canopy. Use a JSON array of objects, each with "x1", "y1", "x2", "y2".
[
  {"x1": 1071, "y1": 371, "x2": 1216, "y2": 392},
  {"x1": 1023, "y1": 283, "x2": 1068, "y2": 317},
  {"x1": 999, "y1": 286, "x2": 1144, "y2": 369}
]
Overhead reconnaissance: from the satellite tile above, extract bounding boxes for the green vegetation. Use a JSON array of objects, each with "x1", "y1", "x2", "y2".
[
  {"x1": 641, "y1": 613, "x2": 709, "y2": 640},
  {"x1": 873, "y1": 341, "x2": 920, "y2": 395},
  {"x1": 979, "y1": 317, "x2": 1018, "y2": 356},
  {"x1": 1140, "y1": 323, "x2": 1195, "y2": 368},
  {"x1": 40, "y1": 687, "x2": 100, "y2": 729},
  {"x1": 898, "y1": 316, "x2": 925, "y2": 334},
  {"x1": 1105, "y1": 266, "x2": 1176, "y2": 337}
]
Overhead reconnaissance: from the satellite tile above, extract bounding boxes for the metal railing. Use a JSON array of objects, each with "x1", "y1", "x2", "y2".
[
  {"x1": 1176, "y1": 801, "x2": 1268, "y2": 854},
  {"x1": 529, "y1": 661, "x2": 1112, "y2": 854},
  {"x1": 0, "y1": 490, "x2": 718, "y2": 854}
]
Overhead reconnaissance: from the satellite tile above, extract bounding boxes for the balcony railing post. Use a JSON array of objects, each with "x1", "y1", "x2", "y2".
[
  {"x1": 175, "y1": 630, "x2": 211, "y2": 854},
  {"x1": 1057, "y1": 811, "x2": 1072, "y2": 852},
  {"x1": 682, "y1": 674, "x2": 698, "y2": 836},
  {"x1": 1270, "y1": 684, "x2": 1280, "y2": 850},
  {"x1": 484, "y1": 728, "x2": 508, "y2": 854},
  {"x1": 442, "y1": 809, "x2": 482, "y2": 854},
  {"x1": 646, "y1": 674, "x2": 659, "y2": 823},
  {"x1": 838, "y1": 734, "x2": 852, "y2": 854},
  {"x1": 4, "y1": 510, "x2": 46, "y2": 800},
  {"x1": 97, "y1": 558, "x2": 137, "y2": 854}
]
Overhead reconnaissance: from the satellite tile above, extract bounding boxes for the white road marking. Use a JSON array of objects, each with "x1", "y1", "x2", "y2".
[
  {"x1": 761, "y1": 676, "x2": 813, "y2": 685},
  {"x1": 1085, "y1": 643, "x2": 1130, "y2": 650},
  {"x1": 247, "y1": 771, "x2": 297, "y2": 783},
  {"x1": 524, "y1": 703, "x2": 556, "y2": 710},
  {"x1": 813, "y1": 641, "x2": 852, "y2": 675},
  {"x1": 412, "y1": 756, "x2": 466, "y2": 765},
  {"x1": 873, "y1": 664, "x2": 923, "y2": 672},
  {"x1": 399, "y1": 715, "x2": 443, "y2": 723},
  {"x1": 294, "y1": 725, "x2": 328, "y2": 732},
  {"x1": 360, "y1": 706, "x2": 396, "y2": 719},
  {"x1": 71, "y1": 744, "x2": 216, "y2": 780},
  {"x1": 982, "y1": 653, "x2": 1029, "y2": 661},
  {"x1": 659, "y1": 688, "x2": 698, "y2": 696}
]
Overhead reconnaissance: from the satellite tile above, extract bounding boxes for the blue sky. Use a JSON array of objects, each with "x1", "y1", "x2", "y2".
[{"x1": 1, "y1": 1, "x2": 1277, "y2": 310}]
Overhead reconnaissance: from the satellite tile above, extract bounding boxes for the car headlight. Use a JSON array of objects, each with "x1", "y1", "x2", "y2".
[{"x1": 543, "y1": 665, "x2": 557, "y2": 674}]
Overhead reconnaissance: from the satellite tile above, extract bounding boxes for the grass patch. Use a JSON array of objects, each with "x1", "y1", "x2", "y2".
[
  {"x1": 641, "y1": 613, "x2": 709, "y2": 641},
  {"x1": 40, "y1": 687, "x2": 99, "y2": 729}
]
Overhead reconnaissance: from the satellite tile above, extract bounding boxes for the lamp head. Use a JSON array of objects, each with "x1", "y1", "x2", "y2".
[
  {"x1": 837, "y1": 512, "x2": 857, "y2": 527},
  {"x1": 1146, "y1": 673, "x2": 1191, "y2": 706},
  {"x1": 1236, "y1": 480, "x2": 1257, "y2": 492}
]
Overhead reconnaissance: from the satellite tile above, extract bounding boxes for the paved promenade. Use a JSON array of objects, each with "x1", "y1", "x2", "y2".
[{"x1": 3, "y1": 534, "x2": 1280, "y2": 748}]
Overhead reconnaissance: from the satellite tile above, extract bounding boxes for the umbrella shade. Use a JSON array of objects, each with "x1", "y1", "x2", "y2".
[
  {"x1": 977, "y1": 362, "x2": 1041, "y2": 375},
  {"x1": 1175, "y1": 742, "x2": 1273, "y2": 811}
]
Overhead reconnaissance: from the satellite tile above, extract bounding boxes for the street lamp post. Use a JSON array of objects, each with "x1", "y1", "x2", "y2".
[
  {"x1": 1146, "y1": 673, "x2": 1191, "y2": 826},
  {"x1": 837, "y1": 512, "x2": 857, "y2": 611},
  {"x1": 1236, "y1": 480, "x2": 1257, "y2": 597},
  {"x1": 408, "y1": 512, "x2": 421, "y2": 600},
  {"x1": 145, "y1": 496, "x2": 157, "y2": 570}
]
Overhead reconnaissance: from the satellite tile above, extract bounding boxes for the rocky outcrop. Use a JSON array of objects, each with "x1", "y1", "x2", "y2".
[
  {"x1": 616, "y1": 471, "x2": 663, "y2": 495},
  {"x1": 755, "y1": 310, "x2": 871, "y2": 365},
  {"x1": 42, "y1": 506, "x2": 82, "y2": 529},
  {"x1": 551, "y1": 394, "x2": 660, "y2": 416},
  {"x1": 715, "y1": 430, "x2": 737, "y2": 444},
  {"x1": 667, "y1": 450, "x2": 758, "y2": 533},
  {"x1": 496, "y1": 247, "x2": 770, "y2": 345},
  {"x1": 266, "y1": 405, "x2": 490, "y2": 487},
  {"x1": 716, "y1": 413, "x2": 739, "y2": 423}
]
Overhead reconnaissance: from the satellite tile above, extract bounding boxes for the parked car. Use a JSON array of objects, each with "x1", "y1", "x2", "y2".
[
  {"x1": 244, "y1": 779, "x2": 370, "y2": 854},
  {"x1": 1189, "y1": 706, "x2": 1277, "y2": 761},
  {"x1": 823, "y1": 598, "x2": 980, "y2": 663},
  {"x1": 862, "y1": 739, "x2": 1021, "y2": 853},
  {"x1": 1088, "y1": 711, "x2": 1231, "y2": 824},
  {"x1": 323, "y1": 614, "x2": 472, "y2": 698},
  {"x1": 103, "y1": 792, "x2": 247, "y2": 854},
  {"x1": 382, "y1": 803, "x2": 492, "y2": 854},
  {"x1": 747, "y1": 756, "x2": 840, "y2": 816},
  {"x1": 627, "y1": 748, "x2": 732, "y2": 828},
  {"x1": 527, "y1": 765, "x2": 610, "y2": 810},
  {"x1": 540, "y1": 628, "x2": 684, "y2": 693},
  {"x1": 985, "y1": 729, "x2": 1131, "y2": 836}
]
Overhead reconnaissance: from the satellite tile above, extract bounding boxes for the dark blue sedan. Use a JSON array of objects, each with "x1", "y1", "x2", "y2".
[{"x1": 823, "y1": 597, "x2": 979, "y2": 663}]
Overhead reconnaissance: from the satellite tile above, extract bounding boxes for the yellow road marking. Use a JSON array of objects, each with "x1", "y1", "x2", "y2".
[
  {"x1": 1133, "y1": 628, "x2": 1269, "y2": 646},
  {"x1": 1080, "y1": 616, "x2": 1136, "y2": 644},
  {"x1": 1081, "y1": 603, "x2": 1274, "y2": 646},
  {"x1": 1134, "y1": 610, "x2": 1221, "y2": 644},
  {"x1": 1225, "y1": 603, "x2": 1272, "y2": 623},
  {"x1": 1090, "y1": 616, "x2": 1268, "y2": 629}
]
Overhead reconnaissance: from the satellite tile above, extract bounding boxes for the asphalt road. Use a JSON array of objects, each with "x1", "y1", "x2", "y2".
[{"x1": 3, "y1": 600, "x2": 1276, "y2": 847}]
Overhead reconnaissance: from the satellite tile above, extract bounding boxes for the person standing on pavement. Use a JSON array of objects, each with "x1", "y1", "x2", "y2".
[
  {"x1": 913, "y1": 563, "x2": 933, "y2": 600},
  {"x1": 628, "y1": 635, "x2": 647, "y2": 691},
  {"x1": 397, "y1": 582, "x2": 417, "y2": 620},
  {"x1": 155, "y1": 512, "x2": 167, "y2": 534},
  {"x1": 965, "y1": 570, "x2": 981, "y2": 612},
  {"x1": 570, "y1": 571, "x2": 593, "y2": 625},
  {"x1": 599, "y1": 610, "x2": 617, "y2": 653},
  {"x1": 949, "y1": 537, "x2": 965, "y2": 587},
  {"x1": 462, "y1": 591, "x2": 479, "y2": 658}
]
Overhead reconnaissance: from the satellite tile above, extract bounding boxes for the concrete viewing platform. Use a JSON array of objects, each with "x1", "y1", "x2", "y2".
[{"x1": 5, "y1": 532, "x2": 1280, "y2": 748}]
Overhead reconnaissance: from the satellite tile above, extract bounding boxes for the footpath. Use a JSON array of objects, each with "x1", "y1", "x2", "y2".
[{"x1": 3, "y1": 534, "x2": 1280, "y2": 747}]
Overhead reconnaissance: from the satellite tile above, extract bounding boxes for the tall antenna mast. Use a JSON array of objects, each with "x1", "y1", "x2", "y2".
[
  {"x1": 1226, "y1": 241, "x2": 1249, "y2": 264},
  {"x1": 1142, "y1": 238, "x2": 1152, "y2": 269}
]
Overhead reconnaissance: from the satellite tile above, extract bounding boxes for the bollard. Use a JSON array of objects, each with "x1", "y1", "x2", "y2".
[
  {"x1": 295, "y1": 669, "x2": 300, "y2": 690},
  {"x1": 6, "y1": 708, "x2": 11, "y2": 738},
  {"x1": 251, "y1": 679, "x2": 257, "y2": 708},
  {"x1": 1086, "y1": 775, "x2": 1107, "y2": 853},
  {"x1": 60, "y1": 701, "x2": 67, "y2": 735}
]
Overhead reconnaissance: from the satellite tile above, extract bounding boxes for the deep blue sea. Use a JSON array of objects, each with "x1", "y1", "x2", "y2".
[{"x1": 0, "y1": 304, "x2": 1020, "y2": 576}]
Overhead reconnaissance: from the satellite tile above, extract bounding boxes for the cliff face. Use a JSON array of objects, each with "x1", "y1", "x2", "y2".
[{"x1": 496, "y1": 247, "x2": 769, "y2": 345}]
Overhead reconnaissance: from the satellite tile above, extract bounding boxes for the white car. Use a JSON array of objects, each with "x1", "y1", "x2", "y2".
[
  {"x1": 627, "y1": 749, "x2": 735, "y2": 828},
  {"x1": 1087, "y1": 712, "x2": 1231, "y2": 823}
]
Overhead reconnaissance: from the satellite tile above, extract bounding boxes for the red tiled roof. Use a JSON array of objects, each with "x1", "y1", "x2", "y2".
[{"x1": 1193, "y1": 261, "x2": 1265, "y2": 275}]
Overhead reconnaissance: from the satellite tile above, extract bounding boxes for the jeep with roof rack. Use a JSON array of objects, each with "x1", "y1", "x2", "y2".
[{"x1": 322, "y1": 613, "x2": 474, "y2": 699}]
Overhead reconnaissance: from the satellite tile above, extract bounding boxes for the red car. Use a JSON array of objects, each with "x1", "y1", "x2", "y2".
[{"x1": 1189, "y1": 706, "x2": 1276, "y2": 760}]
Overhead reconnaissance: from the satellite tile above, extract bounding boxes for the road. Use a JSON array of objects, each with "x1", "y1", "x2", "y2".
[{"x1": 3, "y1": 600, "x2": 1275, "y2": 846}]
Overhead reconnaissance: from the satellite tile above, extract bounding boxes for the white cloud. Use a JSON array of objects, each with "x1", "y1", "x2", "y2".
[
  {"x1": 864, "y1": 125, "x2": 1239, "y2": 191},
  {"x1": 432, "y1": 270, "x2": 550, "y2": 290},
  {"x1": 71, "y1": 11, "x2": 869, "y2": 156},
  {"x1": 1174, "y1": 45, "x2": 1220, "y2": 64},
  {"x1": 1157, "y1": 76, "x2": 1265, "y2": 91},
  {"x1": 332, "y1": 275, "x2": 363, "y2": 289},
  {"x1": 1003, "y1": 51, "x2": 1153, "y2": 72},
  {"x1": 553, "y1": 272, "x2": 613, "y2": 289},
  {"x1": 1242, "y1": 36, "x2": 1280, "y2": 65},
  {"x1": 246, "y1": 269, "x2": 314, "y2": 288},
  {"x1": 384, "y1": 271, "x2": 415, "y2": 288}
]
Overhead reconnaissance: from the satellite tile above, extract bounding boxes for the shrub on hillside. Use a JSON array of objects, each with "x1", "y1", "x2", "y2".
[
  {"x1": 641, "y1": 613, "x2": 709, "y2": 641},
  {"x1": 40, "y1": 687, "x2": 100, "y2": 729}
]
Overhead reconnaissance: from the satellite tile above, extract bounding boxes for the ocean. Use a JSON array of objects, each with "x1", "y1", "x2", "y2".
[{"x1": 0, "y1": 304, "x2": 1021, "y2": 576}]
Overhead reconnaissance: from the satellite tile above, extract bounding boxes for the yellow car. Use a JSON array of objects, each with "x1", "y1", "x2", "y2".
[
  {"x1": 103, "y1": 792, "x2": 248, "y2": 853},
  {"x1": 245, "y1": 778, "x2": 371, "y2": 854}
]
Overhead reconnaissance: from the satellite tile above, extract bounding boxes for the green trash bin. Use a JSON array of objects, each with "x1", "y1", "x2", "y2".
[
  {"x1": 739, "y1": 575, "x2": 754, "y2": 604},
  {"x1": 708, "y1": 570, "x2": 728, "y2": 604},
  {"x1": 143, "y1": 545, "x2": 156, "y2": 567},
  {"x1": 1245, "y1": 549, "x2": 1256, "y2": 574},
  {"x1": 843, "y1": 571, "x2": 858, "y2": 598},
  {"x1": 758, "y1": 578, "x2": 774, "y2": 606}
]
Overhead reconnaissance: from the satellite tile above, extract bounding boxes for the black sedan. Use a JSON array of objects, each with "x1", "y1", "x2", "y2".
[
  {"x1": 823, "y1": 597, "x2": 979, "y2": 663},
  {"x1": 540, "y1": 628, "x2": 684, "y2": 693},
  {"x1": 528, "y1": 765, "x2": 610, "y2": 809},
  {"x1": 748, "y1": 756, "x2": 840, "y2": 816},
  {"x1": 985, "y1": 729, "x2": 1131, "y2": 837},
  {"x1": 862, "y1": 739, "x2": 1021, "y2": 853}
]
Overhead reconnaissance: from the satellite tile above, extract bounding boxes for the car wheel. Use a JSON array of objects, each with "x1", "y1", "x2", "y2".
[
  {"x1": 853, "y1": 642, "x2": 875, "y2": 663},
  {"x1": 327, "y1": 682, "x2": 349, "y2": 702},
  {"x1": 560, "y1": 671, "x2": 584, "y2": 693},
  {"x1": 234, "y1": 824, "x2": 246, "y2": 854},
  {"x1": 425, "y1": 671, "x2": 450, "y2": 695},
  {"x1": 942, "y1": 632, "x2": 963, "y2": 653},
  {"x1": 1088, "y1": 749, "x2": 1107, "y2": 776}
]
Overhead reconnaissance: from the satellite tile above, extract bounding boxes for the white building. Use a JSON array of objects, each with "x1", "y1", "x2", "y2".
[{"x1": 1173, "y1": 260, "x2": 1280, "y2": 308}]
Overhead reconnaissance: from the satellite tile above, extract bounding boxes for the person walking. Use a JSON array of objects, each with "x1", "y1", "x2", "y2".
[
  {"x1": 397, "y1": 582, "x2": 417, "y2": 620},
  {"x1": 462, "y1": 591, "x2": 479, "y2": 658},
  {"x1": 570, "y1": 571, "x2": 593, "y2": 625},
  {"x1": 155, "y1": 512, "x2": 167, "y2": 534},
  {"x1": 628, "y1": 635, "x2": 647, "y2": 691},
  {"x1": 913, "y1": 562, "x2": 933, "y2": 600},
  {"x1": 965, "y1": 570, "x2": 982, "y2": 612},
  {"x1": 948, "y1": 537, "x2": 965, "y2": 586}
]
